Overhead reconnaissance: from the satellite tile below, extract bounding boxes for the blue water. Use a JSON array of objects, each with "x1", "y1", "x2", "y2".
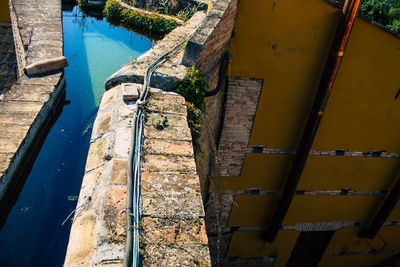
[{"x1": 0, "y1": 6, "x2": 152, "y2": 266}]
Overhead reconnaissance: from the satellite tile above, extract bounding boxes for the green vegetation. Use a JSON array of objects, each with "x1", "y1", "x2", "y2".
[
  {"x1": 173, "y1": 67, "x2": 207, "y2": 146},
  {"x1": 77, "y1": 0, "x2": 88, "y2": 9},
  {"x1": 174, "y1": 66, "x2": 207, "y2": 110},
  {"x1": 360, "y1": 0, "x2": 400, "y2": 33},
  {"x1": 103, "y1": 0, "x2": 180, "y2": 39},
  {"x1": 151, "y1": 116, "x2": 169, "y2": 130},
  {"x1": 153, "y1": 0, "x2": 205, "y2": 21},
  {"x1": 176, "y1": 4, "x2": 200, "y2": 21}
]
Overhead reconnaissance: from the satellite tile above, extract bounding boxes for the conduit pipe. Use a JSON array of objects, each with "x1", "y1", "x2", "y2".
[
  {"x1": 359, "y1": 175, "x2": 400, "y2": 239},
  {"x1": 204, "y1": 53, "x2": 228, "y2": 97},
  {"x1": 124, "y1": 38, "x2": 191, "y2": 267},
  {"x1": 262, "y1": 0, "x2": 361, "y2": 242}
]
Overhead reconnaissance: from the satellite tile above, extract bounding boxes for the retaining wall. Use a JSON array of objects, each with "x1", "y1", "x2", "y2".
[
  {"x1": 66, "y1": 11, "x2": 212, "y2": 266},
  {"x1": 0, "y1": 0, "x2": 65, "y2": 225}
]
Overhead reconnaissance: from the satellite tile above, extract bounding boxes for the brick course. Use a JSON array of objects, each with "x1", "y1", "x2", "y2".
[{"x1": 218, "y1": 76, "x2": 263, "y2": 177}]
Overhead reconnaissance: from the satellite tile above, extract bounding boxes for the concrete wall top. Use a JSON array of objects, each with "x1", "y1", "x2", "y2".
[{"x1": 0, "y1": 0, "x2": 64, "y2": 213}]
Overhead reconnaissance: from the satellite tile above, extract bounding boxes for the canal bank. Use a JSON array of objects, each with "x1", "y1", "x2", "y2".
[{"x1": 0, "y1": 4, "x2": 152, "y2": 266}]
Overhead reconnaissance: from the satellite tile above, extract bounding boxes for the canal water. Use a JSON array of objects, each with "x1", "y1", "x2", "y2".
[{"x1": 0, "y1": 6, "x2": 152, "y2": 266}]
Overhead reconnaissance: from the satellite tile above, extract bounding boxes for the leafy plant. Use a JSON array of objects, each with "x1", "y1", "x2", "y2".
[
  {"x1": 78, "y1": 0, "x2": 88, "y2": 9},
  {"x1": 186, "y1": 102, "x2": 202, "y2": 144},
  {"x1": 103, "y1": 0, "x2": 180, "y2": 39},
  {"x1": 103, "y1": 0, "x2": 123, "y2": 22},
  {"x1": 177, "y1": 4, "x2": 199, "y2": 21},
  {"x1": 151, "y1": 116, "x2": 169, "y2": 130},
  {"x1": 359, "y1": 0, "x2": 400, "y2": 33},
  {"x1": 172, "y1": 67, "x2": 207, "y2": 149},
  {"x1": 155, "y1": 0, "x2": 171, "y2": 14},
  {"x1": 122, "y1": 0, "x2": 135, "y2": 6},
  {"x1": 174, "y1": 66, "x2": 207, "y2": 110}
]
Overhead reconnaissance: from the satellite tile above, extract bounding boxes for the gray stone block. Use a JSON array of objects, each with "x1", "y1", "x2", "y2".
[{"x1": 122, "y1": 83, "x2": 141, "y2": 101}]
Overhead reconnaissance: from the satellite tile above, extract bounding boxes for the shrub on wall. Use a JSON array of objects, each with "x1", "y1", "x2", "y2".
[
  {"x1": 103, "y1": 0, "x2": 124, "y2": 21},
  {"x1": 174, "y1": 66, "x2": 207, "y2": 110},
  {"x1": 360, "y1": 0, "x2": 400, "y2": 33},
  {"x1": 103, "y1": 0, "x2": 180, "y2": 39},
  {"x1": 173, "y1": 67, "x2": 207, "y2": 147}
]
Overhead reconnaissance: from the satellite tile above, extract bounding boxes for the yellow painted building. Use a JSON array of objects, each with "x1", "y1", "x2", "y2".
[
  {"x1": 0, "y1": 0, "x2": 10, "y2": 22},
  {"x1": 217, "y1": 0, "x2": 400, "y2": 266}
]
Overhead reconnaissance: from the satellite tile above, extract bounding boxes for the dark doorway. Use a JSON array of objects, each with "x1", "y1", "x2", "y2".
[{"x1": 286, "y1": 231, "x2": 335, "y2": 267}]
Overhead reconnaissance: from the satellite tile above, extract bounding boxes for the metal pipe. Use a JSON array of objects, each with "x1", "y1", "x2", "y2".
[
  {"x1": 261, "y1": 0, "x2": 361, "y2": 242},
  {"x1": 123, "y1": 36, "x2": 193, "y2": 267},
  {"x1": 204, "y1": 53, "x2": 228, "y2": 97},
  {"x1": 123, "y1": 111, "x2": 136, "y2": 267},
  {"x1": 359, "y1": 176, "x2": 400, "y2": 239}
]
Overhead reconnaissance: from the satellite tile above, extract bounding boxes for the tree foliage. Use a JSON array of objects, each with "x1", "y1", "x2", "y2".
[{"x1": 360, "y1": 0, "x2": 400, "y2": 33}]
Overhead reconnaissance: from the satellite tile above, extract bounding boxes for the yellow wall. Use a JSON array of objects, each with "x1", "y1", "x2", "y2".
[
  {"x1": 229, "y1": 0, "x2": 340, "y2": 150},
  {"x1": 223, "y1": 0, "x2": 400, "y2": 265},
  {"x1": 0, "y1": 0, "x2": 10, "y2": 22}
]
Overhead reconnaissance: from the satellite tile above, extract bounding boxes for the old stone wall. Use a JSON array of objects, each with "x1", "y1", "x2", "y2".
[
  {"x1": 182, "y1": 0, "x2": 237, "y2": 74},
  {"x1": 0, "y1": 23, "x2": 17, "y2": 95},
  {"x1": 105, "y1": 11, "x2": 205, "y2": 90},
  {"x1": 0, "y1": 0, "x2": 65, "y2": 223},
  {"x1": 64, "y1": 84, "x2": 211, "y2": 266},
  {"x1": 141, "y1": 91, "x2": 211, "y2": 266},
  {"x1": 179, "y1": 0, "x2": 240, "y2": 265},
  {"x1": 179, "y1": 0, "x2": 238, "y2": 198},
  {"x1": 66, "y1": 11, "x2": 212, "y2": 266},
  {"x1": 64, "y1": 85, "x2": 131, "y2": 266}
]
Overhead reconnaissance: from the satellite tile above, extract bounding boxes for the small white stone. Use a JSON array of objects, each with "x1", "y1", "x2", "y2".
[{"x1": 122, "y1": 83, "x2": 141, "y2": 101}]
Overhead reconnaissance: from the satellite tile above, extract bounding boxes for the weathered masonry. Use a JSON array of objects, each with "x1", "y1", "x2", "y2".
[
  {"x1": 64, "y1": 0, "x2": 400, "y2": 266},
  {"x1": 65, "y1": 11, "x2": 211, "y2": 266},
  {"x1": 0, "y1": 0, "x2": 65, "y2": 226}
]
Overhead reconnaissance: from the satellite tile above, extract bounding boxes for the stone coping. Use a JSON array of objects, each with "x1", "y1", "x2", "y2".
[
  {"x1": 0, "y1": 0, "x2": 64, "y2": 208},
  {"x1": 182, "y1": 0, "x2": 237, "y2": 73},
  {"x1": 105, "y1": 11, "x2": 206, "y2": 90},
  {"x1": 64, "y1": 84, "x2": 211, "y2": 266}
]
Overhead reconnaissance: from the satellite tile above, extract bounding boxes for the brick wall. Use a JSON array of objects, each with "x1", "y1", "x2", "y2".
[
  {"x1": 218, "y1": 77, "x2": 263, "y2": 177},
  {"x1": 203, "y1": 76, "x2": 263, "y2": 265},
  {"x1": 182, "y1": 0, "x2": 238, "y2": 74}
]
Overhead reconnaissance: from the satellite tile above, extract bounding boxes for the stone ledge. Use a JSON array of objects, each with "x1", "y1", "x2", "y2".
[
  {"x1": 139, "y1": 92, "x2": 211, "y2": 265},
  {"x1": 142, "y1": 154, "x2": 197, "y2": 173},
  {"x1": 104, "y1": 11, "x2": 206, "y2": 90},
  {"x1": 141, "y1": 171, "x2": 201, "y2": 193},
  {"x1": 142, "y1": 191, "x2": 205, "y2": 219},
  {"x1": 143, "y1": 138, "x2": 194, "y2": 157},
  {"x1": 182, "y1": 0, "x2": 238, "y2": 73}
]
